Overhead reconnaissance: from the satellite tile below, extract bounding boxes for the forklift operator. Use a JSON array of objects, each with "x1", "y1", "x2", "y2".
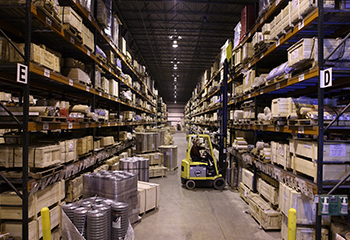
[{"x1": 190, "y1": 138, "x2": 206, "y2": 162}]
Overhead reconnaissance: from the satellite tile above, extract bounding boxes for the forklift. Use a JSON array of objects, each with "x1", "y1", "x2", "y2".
[{"x1": 181, "y1": 134, "x2": 226, "y2": 190}]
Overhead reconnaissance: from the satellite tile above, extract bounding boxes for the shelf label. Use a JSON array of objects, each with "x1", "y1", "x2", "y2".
[
  {"x1": 85, "y1": 123, "x2": 89, "y2": 128},
  {"x1": 260, "y1": 54, "x2": 264, "y2": 59},
  {"x1": 299, "y1": 74, "x2": 305, "y2": 82},
  {"x1": 70, "y1": 37, "x2": 75, "y2": 44},
  {"x1": 109, "y1": 67, "x2": 111, "y2": 72},
  {"x1": 99, "y1": 92, "x2": 102, "y2": 96},
  {"x1": 46, "y1": 17, "x2": 52, "y2": 26},
  {"x1": 248, "y1": 93, "x2": 251, "y2": 98},
  {"x1": 298, "y1": 20, "x2": 304, "y2": 30},
  {"x1": 87, "y1": 50, "x2": 90, "y2": 56},
  {"x1": 16, "y1": 63, "x2": 28, "y2": 84},
  {"x1": 298, "y1": 126, "x2": 304, "y2": 134},
  {"x1": 276, "y1": 83, "x2": 280, "y2": 89},
  {"x1": 320, "y1": 68, "x2": 333, "y2": 88},
  {"x1": 72, "y1": 0, "x2": 76, "y2": 3},
  {"x1": 88, "y1": 15, "x2": 92, "y2": 21},
  {"x1": 44, "y1": 68, "x2": 50, "y2": 78},
  {"x1": 247, "y1": 125, "x2": 250, "y2": 129},
  {"x1": 260, "y1": 126, "x2": 263, "y2": 131},
  {"x1": 115, "y1": 98, "x2": 118, "y2": 102},
  {"x1": 69, "y1": 79, "x2": 73, "y2": 86},
  {"x1": 248, "y1": 63, "x2": 251, "y2": 68},
  {"x1": 101, "y1": 29, "x2": 103, "y2": 35},
  {"x1": 99, "y1": 123, "x2": 102, "y2": 128},
  {"x1": 68, "y1": 122, "x2": 73, "y2": 129},
  {"x1": 248, "y1": 32, "x2": 251, "y2": 38},
  {"x1": 100, "y1": 61, "x2": 103, "y2": 66},
  {"x1": 276, "y1": 39, "x2": 280, "y2": 47},
  {"x1": 276, "y1": 0, "x2": 281, "y2": 5},
  {"x1": 108, "y1": 122, "x2": 110, "y2": 127},
  {"x1": 43, "y1": 123, "x2": 49, "y2": 130},
  {"x1": 108, "y1": 95, "x2": 111, "y2": 99},
  {"x1": 275, "y1": 126, "x2": 280, "y2": 131},
  {"x1": 260, "y1": 90, "x2": 264, "y2": 95},
  {"x1": 114, "y1": 123, "x2": 118, "y2": 126},
  {"x1": 260, "y1": 18, "x2": 263, "y2": 24},
  {"x1": 86, "y1": 86, "x2": 89, "y2": 92}
]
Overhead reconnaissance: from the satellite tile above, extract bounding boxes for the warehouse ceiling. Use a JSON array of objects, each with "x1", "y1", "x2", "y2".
[{"x1": 114, "y1": 0, "x2": 257, "y2": 105}]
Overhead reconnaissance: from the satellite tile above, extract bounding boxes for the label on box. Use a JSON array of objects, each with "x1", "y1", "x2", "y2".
[
  {"x1": 299, "y1": 74, "x2": 305, "y2": 82},
  {"x1": 44, "y1": 68, "x2": 50, "y2": 78},
  {"x1": 304, "y1": 144, "x2": 312, "y2": 149},
  {"x1": 46, "y1": 17, "x2": 52, "y2": 26},
  {"x1": 329, "y1": 144, "x2": 346, "y2": 157}
]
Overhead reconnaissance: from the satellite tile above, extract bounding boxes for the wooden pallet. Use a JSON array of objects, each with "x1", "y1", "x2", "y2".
[
  {"x1": 62, "y1": 24, "x2": 83, "y2": 43},
  {"x1": 0, "y1": 165, "x2": 63, "y2": 180},
  {"x1": 29, "y1": 116, "x2": 67, "y2": 122},
  {"x1": 96, "y1": 53, "x2": 107, "y2": 64},
  {"x1": 34, "y1": 1, "x2": 62, "y2": 25}
]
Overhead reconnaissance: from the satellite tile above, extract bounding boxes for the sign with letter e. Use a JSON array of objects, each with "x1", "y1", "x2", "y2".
[
  {"x1": 320, "y1": 68, "x2": 332, "y2": 88},
  {"x1": 17, "y1": 63, "x2": 28, "y2": 84}
]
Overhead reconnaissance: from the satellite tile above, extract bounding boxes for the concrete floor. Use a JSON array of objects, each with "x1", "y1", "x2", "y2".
[{"x1": 133, "y1": 132, "x2": 282, "y2": 240}]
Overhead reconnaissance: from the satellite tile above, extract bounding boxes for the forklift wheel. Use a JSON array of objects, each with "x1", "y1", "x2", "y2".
[
  {"x1": 213, "y1": 177, "x2": 226, "y2": 190},
  {"x1": 185, "y1": 180, "x2": 196, "y2": 190}
]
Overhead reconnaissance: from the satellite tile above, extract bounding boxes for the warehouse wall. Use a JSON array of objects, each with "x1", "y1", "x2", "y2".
[{"x1": 167, "y1": 103, "x2": 185, "y2": 127}]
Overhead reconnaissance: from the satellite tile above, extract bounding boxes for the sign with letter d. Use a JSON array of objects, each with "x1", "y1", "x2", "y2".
[{"x1": 320, "y1": 68, "x2": 332, "y2": 88}]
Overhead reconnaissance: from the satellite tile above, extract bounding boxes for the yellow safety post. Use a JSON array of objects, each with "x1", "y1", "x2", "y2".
[
  {"x1": 41, "y1": 207, "x2": 52, "y2": 240},
  {"x1": 288, "y1": 208, "x2": 297, "y2": 240}
]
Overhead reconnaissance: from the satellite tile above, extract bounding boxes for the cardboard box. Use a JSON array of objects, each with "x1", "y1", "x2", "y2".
[
  {"x1": 242, "y1": 168, "x2": 254, "y2": 190},
  {"x1": 82, "y1": 24, "x2": 94, "y2": 52},
  {"x1": 62, "y1": 68, "x2": 91, "y2": 85},
  {"x1": 138, "y1": 181, "x2": 160, "y2": 214}
]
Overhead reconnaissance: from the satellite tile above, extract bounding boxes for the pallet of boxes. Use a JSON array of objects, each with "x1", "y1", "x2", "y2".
[
  {"x1": 238, "y1": 166, "x2": 281, "y2": 230},
  {"x1": 135, "y1": 132, "x2": 167, "y2": 178}
]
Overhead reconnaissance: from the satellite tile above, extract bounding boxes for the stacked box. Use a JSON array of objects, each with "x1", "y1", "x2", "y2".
[
  {"x1": 58, "y1": 6, "x2": 83, "y2": 33},
  {"x1": 242, "y1": 168, "x2": 254, "y2": 190},
  {"x1": 62, "y1": 68, "x2": 91, "y2": 85},
  {"x1": 96, "y1": 0, "x2": 108, "y2": 28},
  {"x1": 277, "y1": 143, "x2": 292, "y2": 170},
  {"x1": 109, "y1": 79, "x2": 118, "y2": 97},
  {"x1": 65, "y1": 175, "x2": 83, "y2": 202},
  {"x1": 59, "y1": 139, "x2": 77, "y2": 163},
  {"x1": 101, "y1": 77, "x2": 109, "y2": 93},
  {"x1": 77, "y1": 137, "x2": 87, "y2": 155},
  {"x1": 242, "y1": 42, "x2": 253, "y2": 63},
  {"x1": 243, "y1": 69, "x2": 255, "y2": 93},
  {"x1": 82, "y1": 24, "x2": 94, "y2": 52},
  {"x1": 138, "y1": 181, "x2": 160, "y2": 214},
  {"x1": 271, "y1": 97, "x2": 297, "y2": 118},
  {"x1": 257, "y1": 178, "x2": 278, "y2": 205}
]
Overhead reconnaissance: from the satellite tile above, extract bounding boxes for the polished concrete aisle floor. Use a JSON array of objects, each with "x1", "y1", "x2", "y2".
[{"x1": 133, "y1": 132, "x2": 281, "y2": 240}]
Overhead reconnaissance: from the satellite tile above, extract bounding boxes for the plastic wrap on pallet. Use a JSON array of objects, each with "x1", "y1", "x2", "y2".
[
  {"x1": 258, "y1": 0, "x2": 271, "y2": 17},
  {"x1": 266, "y1": 62, "x2": 294, "y2": 82},
  {"x1": 103, "y1": 0, "x2": 112, "y2": 37},
  {"x1": 234, "y1": 22, "x2": 241, "y2": 49},
  {"x1": 95, "y1": 45, "x2": 106, "y2": 59}
]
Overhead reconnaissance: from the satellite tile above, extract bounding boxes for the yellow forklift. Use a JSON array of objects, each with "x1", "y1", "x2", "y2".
[{"x1": 181, "y1": 134, "x2": 226, "y2": 190}]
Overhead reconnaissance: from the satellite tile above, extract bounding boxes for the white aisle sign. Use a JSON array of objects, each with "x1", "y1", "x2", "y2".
[
  {"x1": 17, "y1": 63, "x2": 28, "y2": 84},
  {"x1": 320, "y1": 68, "x2": 332, "y2": 88}
]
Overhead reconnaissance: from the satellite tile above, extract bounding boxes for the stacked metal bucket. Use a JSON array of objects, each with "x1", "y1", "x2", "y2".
[
  {"x1": 158, "y1": 145, "x2": 178, "y2": 170},
  {"x1": 82, "y1": 171, "x2": 139, "y2": 223},
  {"x1": 119, "y1": 156, "x2": 149, "y2": 182},
  {"x1": 62, "y1": 197, "x2": 129, "y2": 240},
  {"x1": 135, "y1": 132, "x2": 159, "y2": 153}
]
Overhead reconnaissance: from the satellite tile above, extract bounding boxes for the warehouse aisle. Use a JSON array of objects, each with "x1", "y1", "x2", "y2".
[{"x1": 133, "y1": 132, "x2": 281, "y2": 240}]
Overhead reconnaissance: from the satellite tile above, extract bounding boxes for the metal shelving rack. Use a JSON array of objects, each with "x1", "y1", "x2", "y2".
[{"x1": 0, "y1": 0, "x2": 161, "y2": 238}]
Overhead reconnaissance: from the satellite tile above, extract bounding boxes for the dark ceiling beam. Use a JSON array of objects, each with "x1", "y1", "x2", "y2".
[
  {"x1": 128, "y1": 27, "x2": 234, "y2": 33},
  {"x1": 136, "y1": 43, "x2": 222, "y2": 48},
  {"x1": 130, "y1": 32, "x2": 227, "y2": 39},
  {"x1": 121, "y1": 19, "x2": 239, "y2": 26},
  {"x1": 117, "y1": 0, "x2": 257, "y2": 5},
  {"x1": 117, "y1": 8, "x2": 240, "y2": 17}
]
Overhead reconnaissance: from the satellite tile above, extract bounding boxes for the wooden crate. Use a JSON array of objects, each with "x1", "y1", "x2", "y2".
[
  {"x1": 1, "y1": 203, "x2": 61, "y2": 240},
  {"x1": 293, "y1": 155, "x2": 350, "y2": 182},
  {"x1": 257, "y1": 178, "x2": 279, "y2": 206},
  {"x1": 138, "y1": 181, "x2": 160, "y2": 214},
  {"x1": 281, "y1": 214, "x2": 329, "y2": 240},
  {"x1": 0, "y1": 180, "x2": 64, "y2": 220},
  {"x1": 100, "y1": 136, "x2": 114, "y2": 147},
  {"x1": 242, "y1": 42, "x2": 253, "y2": 63},
  {"x1": 149, "y1": 165, "x2": 167, "y2": 178},
  {"x1": 65, "y1": 175, "x2": 83, "y2": 202},
  {"x1": 234, "y1": 47, "x2": 242, "y2": 67},
  {"x1": 77, "y1": 137, "x2": 87, "y2": 155},
  {"x1": 82, "y1": 24, "x2": 94, "y2": 52},
  {"x1": 248, "y1": 193, "x2": 281, "y2": 230},
  {"x1": 277, "y1": 143, "x2": 292, "y2": 170},
  {"x1": 59, "y1": 139, "x2": 77, "y2": 163},
  {"x1": 238, "y1": 182, "x2": 251, "y2": 203},
  {"x1": 290, "y1": 139, "x2": 350, "y2": 163},
  {"x1": 0, "y1": 144, "x2": 61, "y2": 168},
  {"x1": 9, "y1": 42, "x2": 41, "y2": 64},
  {"x1": 242, "y1": 168, "x2": 254, "y2": 190},
  {"x1": 279, "y1": 182, "x2": 330, "y2": 225},
  {"x1": 41, "y1": 48, "x2": 55, "y2": 71},
  {"x1": 58, "y1": 6, "x2": 82, "y2": 33},
  {"x1": 85, "y1": 135, "x2": 93, "y2": 152}
]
